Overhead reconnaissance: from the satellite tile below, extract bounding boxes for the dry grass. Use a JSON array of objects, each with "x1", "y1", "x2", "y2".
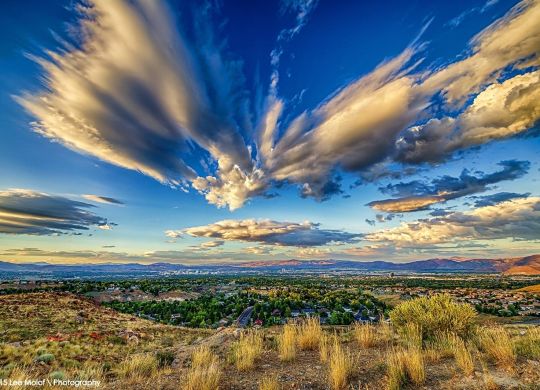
[
  {"x1": 448, "y1": 333, "x2": 474, "y2": 376},
  {"x1": 319, "y1": 332, "x2": 331, "y2": 362},
  {"x1": 184, "y1": 346, "x2": 222, "y2": 390},
  {"x1": 328, "y1": 336, "x2": 354, "y2": 390},
  {"x1": 514, "y1": 326, "x2": 540, "y2": 360},
  {"x1": 400, "y1": 323, "x2": 422, "y2": 349},
  {"x1": 259, "y1": 375, "x2": 280, "y2": 390},
  {"x1": 297, "y1": 317, "x2": 322, "y2": 350},
  {"x1": 386, "y1": 347, "x2": 425, "y2": 390},
  {"x1": 353, "y1": 323, "x2": 376, "y2": 348},
  {"x1": 476, "y1": 326, "x2": 515, "y2": 369},
  {"x1": 377, "y1": 322, "x2": 394, "y2": 345},
  {"x1": 390, "y1": 294, "x2": 476, "y2": 342},
  {"x1": 232, "y1": 331, "x2": 264, "y2": 371},
  {"x1": 278, "y1": 324, "x2": 297, "y2": 362},
  {"x1": 116, "y1": 353, "x2": 158, "y2": 380}
]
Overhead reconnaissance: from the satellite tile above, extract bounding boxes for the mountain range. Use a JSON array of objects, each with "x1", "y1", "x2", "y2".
[{"x1": 1, "y1": 254, "x2": 539, "y2": 278}]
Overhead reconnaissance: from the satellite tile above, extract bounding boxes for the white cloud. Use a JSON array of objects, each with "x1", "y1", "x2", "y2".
[{"x1": 366, "y1": 197, "x2": 540, "y2": 246}]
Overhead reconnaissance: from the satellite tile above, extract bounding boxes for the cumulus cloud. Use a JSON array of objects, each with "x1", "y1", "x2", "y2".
[
  {"x1": 168, "y1": 219, "x2": 359, "y2": 246},
  {"x1": 366, "y1": 196, "x2": 540, "y2": 246},
  {"x1": 368, "y1": 159, "x2": 530, "y2": 212},
  {"x1": 0, "y1": 189, "x2": 111, "y2": 235},
  {"x1": 82, "y1": 194, "x2": 124, "y2": 205},
  {"x1": 18, "y1": 0, "x2": 540, "y2": 207},
  {"x1": 397, "y1": 71, "x2": 540, "y2": 163}
]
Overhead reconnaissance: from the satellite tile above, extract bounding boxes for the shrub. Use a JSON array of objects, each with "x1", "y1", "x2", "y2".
[
  {"x1": 259, "y1": 376, "x2": 280, "y2": 390},
  {"x1": 390, "y1": 294, "x2": 476, "y2": 341},
  {"x1": 297, "y1": 317, "x2": 322, "y2": 350},
  {"x1": 328, "y1": 336, "x2": 353, "y2": 390},
  {"x1": 35, "y1": 353, "x2": 55, "y2": 364},
  {"x1": 50, "y1": 371, "x2": 65, "y2": 380},
  {"x1": 184, "y1": 346, "x2": 222, "y2": 390},
  {"x1": 476, "y1": 326, "x2": 515, "y2": 369},
  {"x1": 156, "y1": 350, "x2": 175, "y2": 368},
  {"x1": 278, "y1": 324, "x2": 297, "y2": 362},
  {"x1": 353, "y1": 323, "x2": 375, "y2": 348},
  {"x1": 116, "y1": 353, "x2": 158, "y2": 379},
  {"x1": 232, "y1": 331, "x2": 264, "y2": 371}
]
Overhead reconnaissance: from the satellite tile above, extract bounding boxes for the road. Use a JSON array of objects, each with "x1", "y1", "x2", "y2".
[{"x1": 235, "y1": 306, "x2": 254, "y2": 327}]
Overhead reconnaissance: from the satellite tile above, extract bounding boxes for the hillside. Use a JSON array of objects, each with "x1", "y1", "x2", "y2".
[{"x1": 1, "y1": 292, "x2": 540, "y2": 389}]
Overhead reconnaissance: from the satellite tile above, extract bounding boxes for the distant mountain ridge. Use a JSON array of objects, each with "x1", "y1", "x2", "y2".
[{"x1": 1, "y1": 254, "x2": 539, "y2": 276}]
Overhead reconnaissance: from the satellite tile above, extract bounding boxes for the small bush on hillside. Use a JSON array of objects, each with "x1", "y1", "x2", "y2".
[
  {"x1": 390, "y1": 295, "x2": 476, "y2": 342},
  {"x1": 35, "y1": 353, "x2": 55, "y2": 364},
  {"x1": 156, "y1": 350, "x2": 175, "y2": 368}
]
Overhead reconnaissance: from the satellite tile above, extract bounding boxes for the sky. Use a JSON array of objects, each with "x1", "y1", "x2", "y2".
[{"x1": 0, "y1": 0, "x2": 539, "y2": 264}]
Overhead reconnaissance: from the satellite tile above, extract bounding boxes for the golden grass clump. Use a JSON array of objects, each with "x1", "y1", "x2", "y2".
[
  {"x1": 328, "y1": 336, "x2": 354, "y2": 390},
  {"x1": 401, "y1": 323, "x2": 422, "y2": 349},
  {"x1": 377, "y1": 322, "x2": 394, "y2": 345},
  {"x1": 259, "y1": 375, "x2": 280, "y2": 390},
  {"x1": 232, "y1": 331, "x2": 264, "y2": 371},
  {"x1": 390, "y1": 294, "x2": 476, "y2": 342},
  {"x1": 514, "y1": 326, "x2": 540, "y2": 360},
  {"x1": 386, "y1": 347, "x2": 425, "y2": 390},
  {"x1": 319, "y1": 332, "x2": 331, "y2": 362},
  {"x1": 278, "y1": 324, "x2": 297, "y2": 362},
  {"x1": 297, "y1": 317, "x2": 322, "y2": 350},
  {"x1": 184, "y1": 346, "x2": 222, "y2": 390},
  {"x1": 353, "y1": 323, "x2": 376, "y2": 348},
  {"x1": 116, "y1": 353, "x2": 158, "y2": 380},
  {"x1": 448, "y1": 333, "x2": 474, "y2": 376},
  {"x1": 476, "y1": 326, "x2": 515, "y2": 369}
]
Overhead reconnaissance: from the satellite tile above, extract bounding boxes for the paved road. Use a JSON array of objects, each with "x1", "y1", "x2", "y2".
[{"x1": 235, "y1": 306, "x2": 254, "y2": 327}]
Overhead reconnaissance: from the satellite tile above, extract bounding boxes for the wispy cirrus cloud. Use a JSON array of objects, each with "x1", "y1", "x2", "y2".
[
  {"x1": 82, "y1": 194, "x2": 124, "y2": 205},
  {"x1": 368, "y1": 160, "x2": 530, "y2": 212},
  {"x1": 0, "y1": 189, "x2": 112, "y2": 235},
  {"x1": 166, "y1": 219, "x2": 359, "y2": 247},
  {"x1": 18, "y1": 0, "x2": 540, "y2": 209}
]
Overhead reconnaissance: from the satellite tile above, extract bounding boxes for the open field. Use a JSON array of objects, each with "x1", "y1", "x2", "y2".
[{"x1": 1, "y1": 292, "x2": 540, "y2": 389}]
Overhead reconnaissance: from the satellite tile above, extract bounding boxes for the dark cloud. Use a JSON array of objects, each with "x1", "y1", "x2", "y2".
[
  {"x1": 369, "y1": 160, "x2": 530, "y2": 212},
  {"x1": 470, "y1": 192, "x2": 531, "y2": 207},
  {"x1": 0, "y1": 189, "x2": 112, "y2": 235},
  {"x1": 167, "y1": 219, "x2": 359, "y2": 247}
]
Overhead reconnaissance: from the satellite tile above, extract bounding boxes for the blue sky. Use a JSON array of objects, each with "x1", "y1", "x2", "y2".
[{"x1": 0, "y1": 0, "x2": 539, "y2": 264}]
